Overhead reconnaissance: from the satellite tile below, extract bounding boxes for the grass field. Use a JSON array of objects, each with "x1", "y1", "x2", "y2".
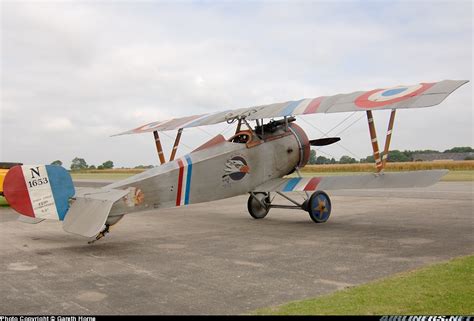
[
  {"x1": 71, "y1": 172, "x2": 137, "y2": 180},
  {"x1": 71, "y1": 169, "x2": 474, "y2": 182},
  {"x1": 302, "y1": 160, "x2": 474, "y2": 172},
  {"x1": 0, "y1": 196, "x2": 8, "y2": 206},
  {"x1": 253, "y1": 255, "x2": 474, "y2": 315},
  {"x1": 291, "y1": 170, "x2": 474, "y2": 182}
]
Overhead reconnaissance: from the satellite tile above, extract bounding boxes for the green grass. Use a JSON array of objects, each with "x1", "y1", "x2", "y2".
[
  {"x1": 291, "y1": 170, "x2": 474, "y2": 182},
  {"x1": 253, "y1": 255, "x2": 474, "y2": 315},
  {"x1": 71, "y1": 173, "x2": 135, "y2": 180},
  {"x1": 0, "y1": 196, "x2": 8, "y2": 207},
  {"x1": 71, "y1": 170, "x2": 473, "y2": 182},
  {"x1": 440, "y1": 171, "x2": 474, "y2": 181}
]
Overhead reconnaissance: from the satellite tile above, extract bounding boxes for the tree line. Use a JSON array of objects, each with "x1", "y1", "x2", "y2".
[
  {"x1": 50, "y1": 158, "x2": 156, "y2": 170},
  {"x1": 309, "y1": 146, "x2": 473, "y2": 165},
  {"x1": 50, "y1": 146, "x2": 472, "y2": 169},
  {"x1": 51, "y1": 158, "x2": 114, "y2": 170}
]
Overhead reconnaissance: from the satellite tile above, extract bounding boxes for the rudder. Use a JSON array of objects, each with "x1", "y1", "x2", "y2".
[{"x1": 3, "y1": 165, "x2": 75, "y2": 220}]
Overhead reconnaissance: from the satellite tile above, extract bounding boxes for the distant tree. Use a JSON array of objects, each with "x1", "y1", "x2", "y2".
[
  {"x1": 408, "y1": 149, "x2": 440, "y2": 154},
  {"x1": 70, "y1": 157, "x2": 88, "y2": 171},
  {"x1": 97, "y1": 165, "x2": 104, "y2": 170},
  {"x1": 309, "y1": 150, "x2": 317, "y2": 164},
  {"x1": 101, "y1": 160, "x2": 114, "y2": 169},
  {"x1": 329, "y1": 158, "x2": 336, "y2": 164},
  {"x1": 464, "y1": 156, "x2": 474, "y2": 160},
  {"x1": 134, "y1": 165, "x2": 155, "y2": 169},
  {"x1": 386, "y1": 150, "x2": 411, "y2": 162},
  {"x1": 444, "y1": 146, "x2": 474, "y2": 153},
  {"x1": 51, "y1": 160, "x2": 62, "y2": 166},
  {"x1": 315, "y1": 156, "x2": 330, "y2": 164},
  {"x1": 339, "y1": 155, "x2": 357, "y2": 164},
  {"x1": 88, "y1": 165, "x2": 96, "y2": 169}
]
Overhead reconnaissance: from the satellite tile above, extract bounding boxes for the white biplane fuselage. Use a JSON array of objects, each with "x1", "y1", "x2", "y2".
[{"x1": 105, "y1": 123, "x2": 308, "y2": 220}]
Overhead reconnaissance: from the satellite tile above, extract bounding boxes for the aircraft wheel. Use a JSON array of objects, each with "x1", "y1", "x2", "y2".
[
  {"x1": 307, "y1": 191, "x2": 331, "y2": 223},
  {"x1": 247, "y1": 192, "x2": 270, "y2": 219}
]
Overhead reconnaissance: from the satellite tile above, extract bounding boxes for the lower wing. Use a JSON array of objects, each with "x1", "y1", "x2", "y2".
[{"x1": 254, "y1": 170, "x2": 447, "y2": 192}]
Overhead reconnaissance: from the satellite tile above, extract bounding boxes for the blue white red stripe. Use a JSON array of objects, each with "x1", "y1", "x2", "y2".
[
  {"x1": 282, "y1": 177, "x2": 321, "y2": 192},
  {"x1": 280, "y1": 99, "x2": 305, "y2": 117},
  {"x1": 3, "y1": 165, "x2": 75, "y2": 220},
  {"x1": 176, "y1": 155, "x2": 193, "y2": 206}
]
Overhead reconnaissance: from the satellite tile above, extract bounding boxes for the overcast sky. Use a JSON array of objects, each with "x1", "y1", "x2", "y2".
[{"x1": 1, "y1": 0, "x2": 472, "y2": 168}]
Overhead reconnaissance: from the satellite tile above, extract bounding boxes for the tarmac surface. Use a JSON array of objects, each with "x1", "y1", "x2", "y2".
[{"x1": 0, "y1": 181, "x2": 473, "y2": 315}]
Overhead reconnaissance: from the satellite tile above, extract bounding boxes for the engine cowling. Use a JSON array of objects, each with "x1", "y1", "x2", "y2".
[{"x1": 288, "y1": 123, "x2": 311, "y2": 168}]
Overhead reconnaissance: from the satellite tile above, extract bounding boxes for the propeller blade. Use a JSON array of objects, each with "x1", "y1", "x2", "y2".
[{"x1": 309, "y1": 137, "x2": 341, "y2": 146}]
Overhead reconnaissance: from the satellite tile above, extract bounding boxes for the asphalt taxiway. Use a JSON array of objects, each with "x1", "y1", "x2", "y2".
[{"x1": 0, "y1": 182, "x2": 472, "y2": 314}]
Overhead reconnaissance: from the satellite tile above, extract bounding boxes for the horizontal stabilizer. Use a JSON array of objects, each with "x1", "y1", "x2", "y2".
[
  {"x1": 254, "y1": 170, "x2": 448, "y2": 192},
  {"x1": 17, "y1": 216, "x2": 45, "y2": 224},
  {"x1": 63, "y1": 188, "x2": 128, "y2": 238}
]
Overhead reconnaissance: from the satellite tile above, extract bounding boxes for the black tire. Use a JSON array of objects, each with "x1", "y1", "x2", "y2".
[
  {"x1": 247, "y1": 193, "x2": 270, "y2": 219},
  {"x1": 307, "y1": 191, "x2": 331, "y2": 223}
]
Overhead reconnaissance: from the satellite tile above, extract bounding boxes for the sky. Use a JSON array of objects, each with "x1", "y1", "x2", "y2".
[{"x1": 1, "y1": 0, "x2": 472, "y2": 168}]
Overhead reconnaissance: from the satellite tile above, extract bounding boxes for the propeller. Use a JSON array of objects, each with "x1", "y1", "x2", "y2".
[{"x1": 309, "y1": 137, "x2": 341, "y2": 146}]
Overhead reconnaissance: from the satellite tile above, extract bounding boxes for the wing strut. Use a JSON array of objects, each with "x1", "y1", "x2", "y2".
[
  {"x1": 153, "y1": 129, "x2": 184, "y2": 164},
  {"x1": 170, "y1": 128, "x2": 183, "y2": 161},
  {"x1": 153, "y1": 130, "x2": 166, "y2": 165},
  {"x1": 382, "y1": 109, "x2": 396, "y2": 169},
  {"x1": 365, "y1": 109, "x2": 397, "y2": 173}
]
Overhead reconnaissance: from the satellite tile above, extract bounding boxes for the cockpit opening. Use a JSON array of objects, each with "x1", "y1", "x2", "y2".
[{"x1": 228, "y1": 131, "x2": 252, "y2": 144}]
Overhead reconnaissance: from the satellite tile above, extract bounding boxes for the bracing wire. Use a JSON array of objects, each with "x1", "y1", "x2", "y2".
[
  {"x1": 322, "y1": 112, "x2": 357, "y2": 136},
  {"x1": 160, "y1": 130, "x2": 195, "y2": 151},
  {"x1": 298, "y1": 115, "x2": 362, "y2": 159},
  {"x1": 334, "y1": 113, "x2": 366, "y2": 137},
  {"x1": 196, "y1": 126, "x2": 214, "y2": 137}
]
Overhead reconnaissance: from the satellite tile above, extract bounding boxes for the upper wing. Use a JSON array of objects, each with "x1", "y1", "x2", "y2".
[
  {"x1": 113, "y1": 80, "x2": 468, "y2": 136},
  {"x1": 255, "y1": 170, "x2": 448, "y2": 192}
]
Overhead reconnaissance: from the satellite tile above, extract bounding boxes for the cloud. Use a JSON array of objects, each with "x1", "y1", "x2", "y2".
[
  {"x1": 1, "y1": 1, "x2": 472, "y2": 167},
  {"x1": 42, "y1": 117, "x2": 74, "y2": 131}
]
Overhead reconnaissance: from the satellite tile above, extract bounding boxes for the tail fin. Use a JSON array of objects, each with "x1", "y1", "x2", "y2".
[
  {"x1": 3, "y1": 165, "x2": 75, "y2": 220},
  {"x1": 3, "y1": 164, "x2": 130, "y2": 238}
]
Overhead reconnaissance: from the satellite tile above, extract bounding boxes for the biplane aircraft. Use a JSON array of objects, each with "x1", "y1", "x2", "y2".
[{"x1": 3, "y1": 80, "x2": 468, "y2": 243}]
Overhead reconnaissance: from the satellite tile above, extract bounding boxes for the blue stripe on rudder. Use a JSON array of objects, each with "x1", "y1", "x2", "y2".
[{"x1": 46, "y1": 165, "x2": 75, "y2": 221}]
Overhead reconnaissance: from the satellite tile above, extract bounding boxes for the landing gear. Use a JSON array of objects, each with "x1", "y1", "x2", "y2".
[
  {"x1": 248, "y1": 190, "x2": 332, "y2": 223},
  {"x1": 307, "y1": 191, "x2": 331, "y2": 223},
  {"x1": 247, "y1": 192, "x2": 270, "y2": 219}
]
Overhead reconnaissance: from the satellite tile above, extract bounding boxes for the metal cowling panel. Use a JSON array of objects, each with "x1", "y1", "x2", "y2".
[{"x1": 289, "y1": 123, "x2": 310, "y2": 168}]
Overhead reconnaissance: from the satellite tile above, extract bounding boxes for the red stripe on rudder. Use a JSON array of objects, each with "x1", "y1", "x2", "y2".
[
  {"x1": 3, "y1": 166, "x2": 35, "y2": 217},
  {"x1": 176, "y1": 159, "x2": 184, "y2": 206},
  {"x1": 304, "y1": 177, "x2": 321, "y2": 191}
]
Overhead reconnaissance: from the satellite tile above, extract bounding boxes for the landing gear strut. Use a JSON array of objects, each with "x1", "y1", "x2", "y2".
[{"x1": 247, "y1": 190, "x2": 332, "y2": 223}]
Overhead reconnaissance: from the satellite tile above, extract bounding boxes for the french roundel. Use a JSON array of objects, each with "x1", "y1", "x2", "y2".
[{"x1": 355, "y1": 83, "x2": 434, "y2": 108}]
